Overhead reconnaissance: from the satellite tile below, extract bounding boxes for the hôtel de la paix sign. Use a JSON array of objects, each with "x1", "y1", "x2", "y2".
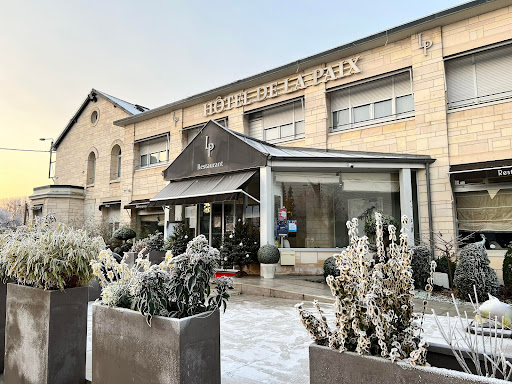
[{"x1": 204, "y1": 56, "x2": 362, "y2": 117}]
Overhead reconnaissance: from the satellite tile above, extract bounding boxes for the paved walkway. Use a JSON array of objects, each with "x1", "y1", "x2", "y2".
[{"x1": 233, "y1": 275, "x2": 475, "y2": 317}]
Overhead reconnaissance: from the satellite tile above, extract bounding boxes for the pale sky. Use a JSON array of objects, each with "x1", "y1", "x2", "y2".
[{"x1": 0, "y1": 0, "x2": 464, "y2": 199}]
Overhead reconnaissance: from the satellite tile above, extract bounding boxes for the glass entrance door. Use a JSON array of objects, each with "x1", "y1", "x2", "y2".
[{"x1": 198, "y1": 202, "x2": 234, "y2": 246}]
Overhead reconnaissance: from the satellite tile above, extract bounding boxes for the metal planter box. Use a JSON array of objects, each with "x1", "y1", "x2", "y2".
[
  {"x1": 309, "y1": 343, "x2": 508, "y2": 384},
  {"x1": 0, "y1": 282, "x2": 6, "y2": 373},
  {"x1": 92, "y1": 304, "x2": 221, "y2": 384},
  {"x1": 4, "y1": 283, "x2": 88, "y2": 384}
]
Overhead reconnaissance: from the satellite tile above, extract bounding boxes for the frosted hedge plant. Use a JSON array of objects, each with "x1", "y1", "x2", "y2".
[
  {"x1": 454, "y1": 238, "x2": 498, "y2": 302},
  {"x1": 92, "y1": 234, "x2": 233, "y2": 326},
  {"x1": 296, "y1": 213, "x2": 428, "y2": 365},
  {"x1": 2, "y1": 214, "x2": 105, "y2": 290}
]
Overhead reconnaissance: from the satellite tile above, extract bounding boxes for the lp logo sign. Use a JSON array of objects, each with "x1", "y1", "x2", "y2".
[{"x1": 205, "y1": 136, "x2": 215, "y2": 157}]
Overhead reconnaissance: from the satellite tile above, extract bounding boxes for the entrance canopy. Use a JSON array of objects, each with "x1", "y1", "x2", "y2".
[{"x1": 149, "y1": 170, "x2": 256, "y2": 207}]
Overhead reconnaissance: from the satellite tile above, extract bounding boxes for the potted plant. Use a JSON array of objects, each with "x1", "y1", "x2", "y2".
[
  {"x1": 164, "y1": 222, "x2": 190, "y2": 257},
  {"x1": 144, "y1": 230, "x2": 165, "y2": 264},
  {"x1": 258, "y1": 244, "x2": 280, "y2": 279},
  {"x1": 296, "y1": 213, "x2": 511, "y2": 383},
  {"x1": 91, "y1": 234, "x2": 232, "y2": 384},
  {"x1": 1, "y1": 215, "x2": 105, "y2": 384}
]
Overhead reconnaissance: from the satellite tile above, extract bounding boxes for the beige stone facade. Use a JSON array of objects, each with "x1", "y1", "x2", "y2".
[{"x1": 30, "y1": 1, "x2": 512, "y2": 275}]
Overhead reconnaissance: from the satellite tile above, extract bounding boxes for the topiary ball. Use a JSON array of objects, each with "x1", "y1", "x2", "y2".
[
  {"x1": 323, "y1": 256, "x2": 340, "y2": 279},
  {"x1": 113, "y1": 227, "x2": 136, "y2": 241},
  {"x1": 257, "y1": 244, "x2": 280, "y2": 264}
]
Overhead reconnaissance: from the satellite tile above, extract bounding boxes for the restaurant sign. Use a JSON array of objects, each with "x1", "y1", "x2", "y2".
[{"x1": 203, "y1": 56, "x2": 362, "y2": 117}]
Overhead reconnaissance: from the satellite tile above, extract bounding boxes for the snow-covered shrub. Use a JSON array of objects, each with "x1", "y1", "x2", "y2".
[
  {"x1": 145, "y1": 231, "x2": 164, "y2": 252},
  {"x1": 130, "y1": 239, "x2": 147, "y2": 255},
  {"x1": 454, "y1": 241, "x2": 499, "y2": 302},
  {"x1": 257, "y1": 244, "x2": 280, "y2": 264},
  {"x1": 113, "y1": 227, "x2": 136, "y2": 241},
  {"x1": 502, "y1": 246, "x2": 512, "y2": 287},
  {"x1": 323, "y1": 256, "x2": 339, "y2": 279},
  {"x1": 296, "y1": 213, "x2": 428, "y2": 365},
  {"x1": 92, "y1": 235, "x2": 232, "y2": 326},
  {"x1": 410, "y1": 246, "x2": 431, "y2": 289},
  {"x1": 2, "y1": 215, "x2": 105, "y2": 290}
]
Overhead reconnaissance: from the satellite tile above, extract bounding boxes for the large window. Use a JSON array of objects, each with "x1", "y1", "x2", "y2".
[
  {"x1": 273, "y1": 172, "x2": 401, "y2": 248},
  {"x1": 248, "y1": 100, "x2": 305, "y2": 143},
  {"x1": 138, "y1": 135, "x2": 169, "y2": 168},
  {"x1": 330, "y1": 71, "x2": 414, "y2": 131},
  {"x1": 445, "y1": 44, "x2": 512, "y2": 109}
]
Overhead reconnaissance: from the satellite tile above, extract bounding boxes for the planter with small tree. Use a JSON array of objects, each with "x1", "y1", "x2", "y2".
[
  {"x1": 144, "y1": 231, "x2": 166, "y2": 264},
  {"x1": 258, "y1": 244, "x2": 280, "y2": 279},
  {"x1": 164, "y1": 222, "x2": 190, "y2": 257},
  {"x1": 1, "y1": 215, "x2": 105, "y2": 384},
  {"x1": 91, "y1": 235, "x2": 231, "y2": 384}
]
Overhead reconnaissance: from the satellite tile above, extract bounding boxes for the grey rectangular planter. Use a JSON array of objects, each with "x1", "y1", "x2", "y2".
[
  {"x1": 93, "y1": 304, "x2": 220, "y2": 384},
  {"x1": 4, "y1": 283, "x2": 88, "y2": 384},
  {"x1": 309, "y1": 343, "x2": 508, "y2": 384},
  {"x1": 0, "y1": 282, "x2": 6, "y2": 373},
  {"x1": 148, "y1": 250, "x2": 166, "y2": 264}
]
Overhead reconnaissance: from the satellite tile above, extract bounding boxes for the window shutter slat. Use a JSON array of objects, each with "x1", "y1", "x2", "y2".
[
  {"x1": 475, "y1": 45, "x2": 512, "y2": 101},
  {"x1": 350, "y1": 77, "x2": 392, "y2": 106},
  {"x1": 445, "y1": 55, "x2": 476, "y2": 108},
  {"x1": 394, "y1": 72, "x2": 412, "y2": 96},
  {"x1": 263, "y1": 103, "x2": 294, "y2": 128},
  {"x1": 331, "y1": 89, "x2": 349, "y2": 112},
  {"x1": 248, "y1": 113, "x2": 263, "y2": 140},
  {"x1": 294, "y1": 100, "x2": 304, "y2": 121}
]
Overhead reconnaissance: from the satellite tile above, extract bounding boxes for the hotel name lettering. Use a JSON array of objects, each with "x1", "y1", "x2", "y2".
[{"x1": 204, "y1": 56, "x2": 362, "y2": 116}]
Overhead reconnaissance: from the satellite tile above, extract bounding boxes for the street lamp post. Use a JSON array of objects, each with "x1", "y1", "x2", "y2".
[{"x1": 39, "y1": 138, "x2": 54, "y2": 180}]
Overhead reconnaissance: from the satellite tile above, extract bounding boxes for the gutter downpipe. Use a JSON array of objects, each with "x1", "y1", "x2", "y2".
[{"x1": 426, "y1": 162, "x2": 434, "y2": 255}]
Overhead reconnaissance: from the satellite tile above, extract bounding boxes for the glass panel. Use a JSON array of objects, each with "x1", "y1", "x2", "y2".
[
  {"x1": 273, "y1": 172, "x2": 400, "y2": 248},
  {"x1": 396, "y1": 94, "x2": 414, "y2": 114},
  {"x1": 150, "y1": 153, "x2": 158, "y2": 164},
  {"x1": 265, "y1": 127, "x2": 280, "y2": 141},
  {"x1": 333, "y1": 109, "x2": 349, "y2": 128},
  {"x1": 374, "y1": 99, "x2": 392, "y2": 119},
  {"x1": 211, "y1": 203, "x2": 223, "y2": 248},
  {"x1": 353, "y1": 104, "x2": 370, "y2": 123},
  {"x1": 295, "y1": 120, "x2": 305, "y2": 135},
  {"x1": 224, "y1": 202, "x2": 235, "y2": 232},
  {"x1": 140, "y1": 154, "x2": 148, "y2": 167},
  {"x1": 199, "y1": 203, "x2": 211, "y2": 241},
  {"x1": 280, "y1": 123, "x2": 294, "y2": 138}
]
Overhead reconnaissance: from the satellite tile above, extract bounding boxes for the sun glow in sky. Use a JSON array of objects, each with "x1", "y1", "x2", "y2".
[{"x1": 0, "y1": 0, "x2": 464, "y2": 199}]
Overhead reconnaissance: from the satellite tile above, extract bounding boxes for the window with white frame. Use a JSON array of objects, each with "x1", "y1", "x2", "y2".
[
  {"x1": 138, "y1": 135, "x2": 169, "y2": 168},
  {"x1": 248, "y1": 100, "x2": 304, "y2": 143},
  {"x1": 330, "y1": 71, "x2": 414, "y2": 131},
  {"x1": 445, "y1": 43, "x2": 512, "y2": 110}
]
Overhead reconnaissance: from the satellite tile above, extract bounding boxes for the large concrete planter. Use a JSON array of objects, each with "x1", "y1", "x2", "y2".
[
  {"x1": 4, "y1": 283, "x2": 88, "y2": 384},
  {"x1": 0, "y1": 282, "x2": 6, "y2": 373},
  {"x1": 309, "y1": 343, "x2": 508, "y2": 384},
  {"x1": 93, "y1": 304, "x2": 221, "y2": 384},
  {"x1": 260, "y1": 263, "x2": 277, "y2": 278}
]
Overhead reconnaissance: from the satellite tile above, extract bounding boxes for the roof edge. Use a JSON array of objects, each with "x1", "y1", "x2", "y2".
[{"x1": 114, "y1": 0, "x2": 507, "y2": 127}]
